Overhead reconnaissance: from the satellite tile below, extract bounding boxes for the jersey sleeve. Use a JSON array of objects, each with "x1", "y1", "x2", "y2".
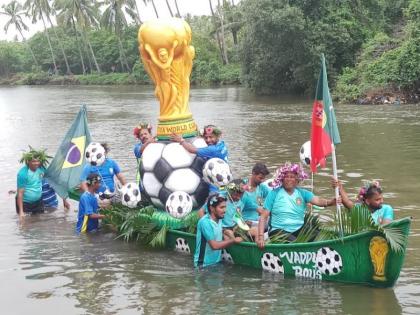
[
  {"x1": 134, "y1": 143, "x2": 142, "y2": 159},
  {"x1": 261, "y1": 183, "x2": 271, "y2": 198},
  {"x1": 301, "y1": 188, "x2": 315, "y2": 203},
  {"x1": 197, "y1": 145, "x2": 218, "y2": 159},
  {"x1": 200, "y1": 219, "x2": 217, "y2": 241},
  {"x1": 382, "y1": 205, "x2": 394, "y2": 220},
  {"x1": 112, "y1": 160, "x2": 121, "y2": 175},
  {"x1": 263, "y1": 189, "x2": 277, "y2": 212},
  {"x1": 17, "y1": 169, "x2": 27, "y2": 189}
]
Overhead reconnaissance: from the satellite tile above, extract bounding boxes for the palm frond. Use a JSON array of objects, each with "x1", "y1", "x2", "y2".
[{"x1": 148, "y1": 225, "x2": 169, "y2": 248}]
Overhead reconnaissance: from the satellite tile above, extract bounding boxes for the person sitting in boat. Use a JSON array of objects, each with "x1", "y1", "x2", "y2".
[
  {"x1": 170, "y1": 124, "x2": 228, "y2": 162},
  {"x1": 133, "y1": 123, "x2": 155, "y2": 187},
  {"x1": 171, "y1": 124, "x2": 228, "y2": 193},
  {"x1": 256, "y1": 162, "x2": 336, "y2": 248},
  {"x1": 194, "y1": 193, "x2": 243, "y2": 268},
  {"x1": 16, "y1": 147, "x2": 48, "y2": 219},
  {"x1": 76, "y1": 173, "x2": 106, "y2": 234},
  {"x1": 334, "y1": 179, "x2": 394, "y2": 225},
  {"x1": 80, "y1": 143, "x2": 126, "y2": 204},
  {"x1": 241, "y1": 163, "x2": 271, "y2": 227}
]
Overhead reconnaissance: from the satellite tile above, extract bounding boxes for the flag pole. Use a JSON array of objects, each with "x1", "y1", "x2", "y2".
[{"x1": 328, "y1": 106, "x2": 343, "y2": 237}]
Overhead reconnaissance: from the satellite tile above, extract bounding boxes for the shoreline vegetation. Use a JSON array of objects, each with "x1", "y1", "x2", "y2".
[{"x1": 0, "y1": 0, "x2": 419, "y2": 104}]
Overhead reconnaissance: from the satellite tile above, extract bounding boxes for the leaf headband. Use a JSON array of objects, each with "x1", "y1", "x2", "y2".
[
  {"x1": 270, "y1": 162, "x2": 308, "y2": 189},
  {"x1": 358, "y1": 180, "x2": 381, "y2": 200},
  {"x1": 202, "y1": 125, "x2": 222, "y2": 137},
  {"x1": 133, "y1": 123, "x2": 152, "y2": 138},
  {"x1": 19, "y1": 146, "x2": 52, "y2": 168}
]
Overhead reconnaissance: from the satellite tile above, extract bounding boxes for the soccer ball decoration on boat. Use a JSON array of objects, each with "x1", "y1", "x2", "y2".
[
  {"x1": 140, "y1": 141, "x2": 209, "y2": 209},
  {"x1": 165, "y1": 191, "x2": 193, "y2": 219},
  {"x1": 85, "y1": 142, "x2": 106, "y2": 166},
  {"x1": 299, "y1": 140, "x2": 311, "y2": 167},
  {"x1": 120, "y1": 182, "x2": 141, "y2": 208},
  {"x1": 202, "y1": 158, "x2": 232, "y2": 187}
]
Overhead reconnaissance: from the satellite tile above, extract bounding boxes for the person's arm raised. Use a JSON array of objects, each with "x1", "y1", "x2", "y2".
[{"x1": 170, "y1": 133, "x2": 198, "y2": 154}]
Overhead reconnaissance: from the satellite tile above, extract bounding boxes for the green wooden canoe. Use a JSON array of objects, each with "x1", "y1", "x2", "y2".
[{"x1": 166, "y1": 217, "x2": 411, "y2": 288}]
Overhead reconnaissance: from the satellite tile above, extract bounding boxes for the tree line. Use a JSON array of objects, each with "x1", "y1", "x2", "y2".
[{"x1": 0, "y1": 0, "x2": 419, "y2": 102}]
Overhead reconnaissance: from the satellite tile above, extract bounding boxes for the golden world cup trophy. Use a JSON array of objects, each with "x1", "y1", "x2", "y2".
[
  {"x1": 138, "y1": 18, "x2": 199, "y2": 140},
  {"x1": 369, "y1": 236, "x2": 389, "y2": 281}
]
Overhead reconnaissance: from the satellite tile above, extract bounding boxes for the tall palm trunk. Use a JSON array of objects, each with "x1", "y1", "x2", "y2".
[
  {"x1": 71, "y1": 18, "x2": 86, "y2": 74},
  {"x1": 173, "y1": 0, "x2": 181, "y2": 17},
  {"x1": 117, "y1": 36, "x2": 130, "y2": 72},
  {"x1": 134, "y1": 1, "x2": 142, "y2": 24},
  {"x1": 217, "y1": 0, "x2": 228, "y2": 64},
  {"x1": 165, "y1": 0, "x2": 174, "y2": 17},
  {"x1": 40, "y1": 13, "x2": 57, "y2": 72},
  {"x1": 83, "y1": 32, "x2": 101, "y2": 73},
  {"x1": 47, "y1": 15, "x2": 72, "y2": 74},
  {"x1": 209, "y1": 0, "x2": 228, "y2": 65},
  {"x1": 18, "y1": 29, "x2": 38, "y2": 66},
  {"x1": 150, "y1": 0, "x2": 159, "y2": 18}
]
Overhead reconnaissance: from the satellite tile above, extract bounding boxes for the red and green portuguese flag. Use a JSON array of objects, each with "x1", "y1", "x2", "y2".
[{"x1": 310, "y1": 54, "x2": 341, "y2": 173}]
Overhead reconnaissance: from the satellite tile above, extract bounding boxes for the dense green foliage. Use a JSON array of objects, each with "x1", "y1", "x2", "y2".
[{"x1": 0, "y1": 0, "x2": 419, "y2": 101}]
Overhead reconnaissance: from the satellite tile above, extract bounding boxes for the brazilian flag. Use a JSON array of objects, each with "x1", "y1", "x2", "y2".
[{"x1": 45, "y1": 105, "x2": 91, "y2": 198}]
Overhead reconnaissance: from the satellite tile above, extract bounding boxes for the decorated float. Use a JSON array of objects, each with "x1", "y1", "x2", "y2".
[{"x1": 63, "y1": 18, "x2": 410, "y2": 288}]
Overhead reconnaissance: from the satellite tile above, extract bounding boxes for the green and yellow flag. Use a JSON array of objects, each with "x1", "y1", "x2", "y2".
[{"x1": 45, "y1": 105, "x2": 91, "y2": 198}]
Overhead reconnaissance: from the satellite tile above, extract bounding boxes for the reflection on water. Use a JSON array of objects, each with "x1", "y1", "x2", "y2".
[{"x1": 0, "y1": 86, "x2": 419, "y2": 314}]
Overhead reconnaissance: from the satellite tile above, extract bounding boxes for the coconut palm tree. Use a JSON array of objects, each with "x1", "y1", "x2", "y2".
[
  {"x1": 24, "y1": 0, "x2": 58, "y2": 72},
  {"x1": 54, "y1": 0, "x2": 101, "y2": 73},
  {"x1": 127, "y1": 0, "x2": 142, "y2": 24},
  {"x1": 145, "y1": 0, "x2": 159, "y2": 18},
  {"x1": 100, "y1": 0, "x2": 135, "y2": 72},
  {"x1": 165, "y1": 0, "x2": 174, "y2": 17},
  {"x1": 173, "y1": 0, "x2": 181, "y2": 17},
  {"x1": 0, "y1": 0, "x2": 38, "y2": 65},
  {"x1": 209, "y1": 0, "x2": 228, "y2": 64}
]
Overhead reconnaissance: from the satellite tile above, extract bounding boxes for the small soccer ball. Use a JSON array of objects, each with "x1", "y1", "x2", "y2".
[
  {"x1": 299, "y1": 141, "x2": 311, "y2": 166},
  {"x1": 202, "y1": 158, "x2": 232, "y2": 187},
  {"x1": 120, "y1": 182, "x2": 141, "y2": 208},
  {"x1": 85, "y1": 142, "x2": 106, "y2": 166},
  {"x1": 261, "y1": 252, "x2": 284, "y2": 273},
  {"x1": 316, "y1": 247, "x2": 343, "y2": 276},
  {"x1": 165, "y1": 191, "x2": 193, "y2": 219},
  {"x1": 175, "y1": 238, "x2": 190, "y2": 253},
  {"x1": 221, "y1": 249, "x2": 234, "y2": 264}
]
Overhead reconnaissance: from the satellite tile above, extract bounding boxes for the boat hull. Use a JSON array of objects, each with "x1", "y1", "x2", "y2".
[{"x1": 167, "y1": 217, "x2": 411, "y2": 288}]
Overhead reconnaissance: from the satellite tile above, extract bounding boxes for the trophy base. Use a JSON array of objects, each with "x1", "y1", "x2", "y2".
[
  {"x1": 157, "y1": 117, "x2": 199, "y2": 140},
  {"x1": 373, "y1": 275, "x2": 386, "y2": 281}
]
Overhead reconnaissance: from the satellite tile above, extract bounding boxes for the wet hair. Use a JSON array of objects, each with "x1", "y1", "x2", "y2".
[
  {"x1": 363, "y1": 186, "x2": 383, "y2": 200},
  {"x1": 100, "y1": 143, "x2": 110, "y2": 154},
  {"x1": 252, "y1": 162, "x2": 270, "y2": 176},
  {"x1": 206, "y1": 193, "x2": 227, "y2": 211},
  {"x1": 86, "y1": 173, "x2": 102, "y2": 186}
]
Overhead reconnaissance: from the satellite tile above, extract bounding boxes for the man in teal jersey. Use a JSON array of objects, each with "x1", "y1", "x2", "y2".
[
  {"x1": 194, "y1": 194, "x2": 242, "y2": 268},
  {"x1": 256, "y1": 162, "x2": 336, "y2": 248},
  {"x1": 16, "y1": 147, "x2": 50, "y2": 219},
  {"x1": 334, "y1": 179, "x2": 394, "y2": 225},
  {"x1": 241, "y1": 163, "x2": 271, "y2": 226}
]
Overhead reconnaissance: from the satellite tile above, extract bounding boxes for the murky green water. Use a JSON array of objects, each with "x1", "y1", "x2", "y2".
[{"x1": 0, "y1": 85, "x2": 419, "y2": 314}]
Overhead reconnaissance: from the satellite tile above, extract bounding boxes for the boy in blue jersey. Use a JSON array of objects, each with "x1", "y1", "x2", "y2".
[
  {"x1": 241, "y1": 163, "x2": 271, "y2": 226},
  {"x1": 170, "y1": 124, "x2": 228, "y2": 162},
  {"x1": 76, "y1": 173, "x2": 105, "y2": 234},
  {"x1": 80, "y1": 143, "x2": 126, "y2": 202},
  {"x1": 16, "y1": 147, "x2": 50, "y2": 220},
  {"x1": 256, "y1": 162, "x2": 336, "y2": 248},
  {"x1": 194, "y1": 194, "x2": 242, "y2": 268},
  {"x1": 334, "y1": 179, "x2": 394, "y2": 225}
]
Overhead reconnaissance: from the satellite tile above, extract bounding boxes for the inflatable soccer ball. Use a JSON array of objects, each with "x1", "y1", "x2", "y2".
[
  {"x1": 316, "y1": 247, "x2": 343, "y2": 276},
  {"x1": 203, "y1": 158, "x2": 232, "y2": 187},
  {"x1": 85, "y1": 142, "x2": 106, "y2": 166},
  {"x1": 120, "y1": 182, "x2": 141, "y2": 208},
  {"x1": 165, "y1": 191, "x2": 193, "y2": 219},
  {"x1": 299, "y1": 140, "x2": 311, "y2": 166},
  {"x1": 140, "y1": 141, "x2": 209, "y2": 209}
]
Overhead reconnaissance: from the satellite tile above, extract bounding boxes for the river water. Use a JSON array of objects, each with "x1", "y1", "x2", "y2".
[{"x1": 0, "y1": 85, "x2": 419, "y2": 314}]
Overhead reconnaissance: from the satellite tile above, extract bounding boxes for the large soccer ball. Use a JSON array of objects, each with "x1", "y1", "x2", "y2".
[
  {"x1": 120, "y1": 182, "x2": 141, "y2": 208},
  {"x1": 85, "y1": 142, "x2": 106, "y2": 166},
  {"x1": 140, "y1": 140, "x2": 209, "y2": 209},
  {"x1": 315, "y1": 247, "x2": 343, "y2": 276},
  {"x1": 261, "y1": 252, "x2": 284, "y2": 274},
  {"x1": 166, "y1": 191, "x2": 193, "y2": 218},
  {"x1": 202, "y1": 158, "x2": 232, "y2": 187},
  {"x1": 299, "y1": 140, "x2": 311, "y2": 166}
]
